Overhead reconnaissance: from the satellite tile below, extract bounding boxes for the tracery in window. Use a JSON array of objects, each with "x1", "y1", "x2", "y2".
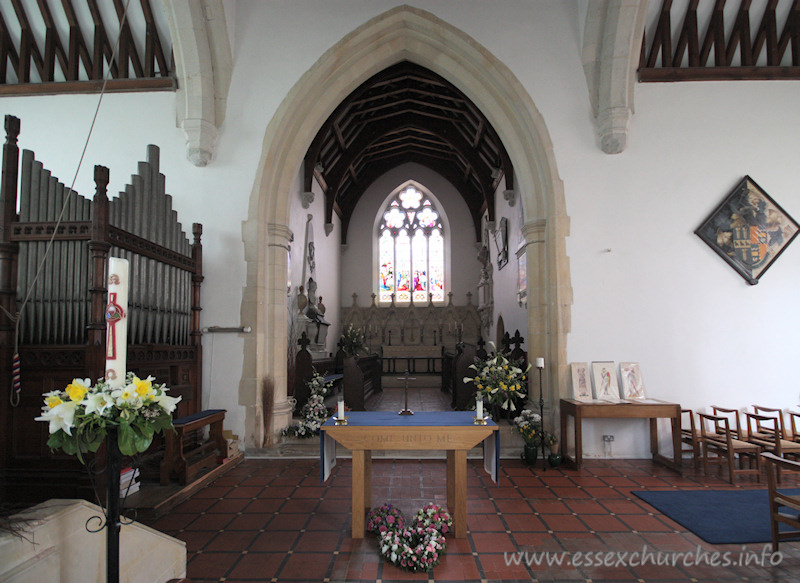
[{"x1": 377, "y1": 185, "x2": 445, "y2": 303}]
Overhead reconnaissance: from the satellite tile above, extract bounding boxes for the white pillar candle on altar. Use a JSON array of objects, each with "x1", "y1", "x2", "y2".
[
  {"x1": 476, "y1": 397, "x2": 483, "y2": 419},
  {"x1": 536, "y1": 357, "x2": 545, "y2": 369},
  {"x1": 105, "y1": 257, "x2": 129, "y2": 388},
  {"x1": 338, "y1": 397, "x2": 345, "y2": 420}
]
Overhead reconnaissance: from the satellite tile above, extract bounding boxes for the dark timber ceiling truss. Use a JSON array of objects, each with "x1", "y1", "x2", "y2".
[
  {"x1": 641, "y1": 0, "x2": 800, "y2": 81},
  {"x1": 305, "y1": 61, "x2": 513, "y2": 245},
  {"x1": 0, "y1": 0, "x2": 173, "y2": 94}
]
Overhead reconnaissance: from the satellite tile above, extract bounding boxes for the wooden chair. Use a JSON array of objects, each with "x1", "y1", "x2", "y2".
[
  {"x1": 745, "y1": 413, "x2": 800, "y2": 483},
  {"x1": 752, "y1": 405, "x2": 787, "y2": 439},
  {"x1": 710, "y1": 406, "x2": 746, "y2": 439},
  {"x1": 680, "y1": 409, "x2": 701, "y2": 469},
  {"x1": 698, "y1": 413, "x2": 761, "y2": 484},
  {"x1": 788, "y1": 411, "x2": 800, "y2": 443},
  {"x1": 761, "y1": 452, "x2": 800, "y2": 551}
]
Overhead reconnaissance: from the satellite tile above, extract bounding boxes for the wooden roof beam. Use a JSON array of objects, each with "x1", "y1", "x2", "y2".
[
  {"x1": 61, "y1": 0, "x2": 91, "y2": 80},
  {"x1": 646, "y1": 0, "x2": 673, "y2": 68},
  {"x1": 753, "y1": 0, "x2": 780, "y2": 65},
  {"x1": 113, "y1": 0, "x2": 144, "y2": 78},
  {"x1": 0, "y1": 12, "x2": 20, "y2": 83},
  {"x1": 141, "y1": 0, "x2": 169, "y2": 76},
  {"x1": 777, "y1": 0, "x2": 800, "y2": 65},
  {"x1": 323, "y1": 113, "x2": 493, "y2": 195},
  {"x1": 11, "y1": 0, "x2": 44, "y2": 83},
  {"x1": 672, "y1": 0, "x2": 700, "y2": 67},
  {"x1": 699, "y1": 0, "x2": 728, "y2": 67},
  {"x1": 726, "y1": 0, "x2": 753, "y2": 67},
  {"x1": 38, "y1": 0, "x2": 69, "y2": 81}
]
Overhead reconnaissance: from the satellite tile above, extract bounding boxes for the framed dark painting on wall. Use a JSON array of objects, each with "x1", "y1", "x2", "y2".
[{"x1": 695, "y1": 176, "x2": 799, "y2": 285}]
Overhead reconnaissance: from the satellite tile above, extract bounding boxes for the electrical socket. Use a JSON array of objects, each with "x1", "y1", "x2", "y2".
[{"x1": 602, "y1": 435, "x2": 615, "y2": 442}]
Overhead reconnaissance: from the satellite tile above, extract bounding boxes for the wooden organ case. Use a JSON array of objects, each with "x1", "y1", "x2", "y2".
[{"x1": 0, "y1": 116, "x2": 203, "y2": 502}]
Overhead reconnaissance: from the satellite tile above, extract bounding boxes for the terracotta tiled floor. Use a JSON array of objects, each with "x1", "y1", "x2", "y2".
[
  {"x1": 146, "y1": 457, "x2": 800, "y2": 582},
  {"x1": 144, "y1": 389, "x2": 800, "y2": 582}
]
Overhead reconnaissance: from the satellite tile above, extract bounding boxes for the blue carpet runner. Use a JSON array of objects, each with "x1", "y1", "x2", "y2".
[{"x1": 633, "y1": 488, "x2": 800, "y2": 544}]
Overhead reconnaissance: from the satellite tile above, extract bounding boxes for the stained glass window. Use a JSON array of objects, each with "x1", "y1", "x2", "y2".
[{"x1": 377, "y1": 185, "x2": 445, "y2": 303}]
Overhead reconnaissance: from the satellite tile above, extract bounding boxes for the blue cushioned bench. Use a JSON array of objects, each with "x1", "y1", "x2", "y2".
[{"x1": 160, "y1": 409, "x2": 227, "y2": 485}]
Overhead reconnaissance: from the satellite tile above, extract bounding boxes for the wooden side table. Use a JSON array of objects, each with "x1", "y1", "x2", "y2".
[{"x1": 559, "y1": 399, "x2": 682, "y2": 473}]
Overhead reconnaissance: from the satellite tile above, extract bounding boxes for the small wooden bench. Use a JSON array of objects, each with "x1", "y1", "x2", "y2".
[{"x1": 160, "y1": 409, "x2": 228, "y2": 486}]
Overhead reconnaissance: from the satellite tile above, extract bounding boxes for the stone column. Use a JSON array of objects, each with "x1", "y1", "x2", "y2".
[
  {"x1": 240, "y1": 220, "x2": 294, "y2": 448},
  {"x1": 265, "y1": 222, "x2": 294, "y2": 442}
]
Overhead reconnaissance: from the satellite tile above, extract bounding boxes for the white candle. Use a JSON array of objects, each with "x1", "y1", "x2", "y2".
[
  {"x1": 536, "y1": 357, "x2": 545, "y2": 369},
  {"x1": 338, "y1": 397, "x2": 345, "y2": 420},
  {"x1": 476, "y1": 397, "x2": 483, "y2": 419},
  {"x1": 105, "y1": 257, "x2": 129, "y2": 388}
]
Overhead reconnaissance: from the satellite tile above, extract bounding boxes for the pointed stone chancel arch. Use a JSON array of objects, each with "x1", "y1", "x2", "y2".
[{"x1": 240, "y1": 5, "x2": 573, "y2": 447}]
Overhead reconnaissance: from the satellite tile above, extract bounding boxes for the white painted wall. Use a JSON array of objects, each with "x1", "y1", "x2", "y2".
[{"x1": 3, "y1": 2, "x2": 798, "y2": 457}]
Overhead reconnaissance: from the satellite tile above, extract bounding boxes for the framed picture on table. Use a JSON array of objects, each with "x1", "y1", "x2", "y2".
[
  {"x1": 591, "y1": 361, "x2": 620, "y2": 401},
  {"x1": 570, "y1": 362, "x2": 592, "y2": 401},
  {"x1": 619, "y1": 362, "x2": 645, "y2": 399}
]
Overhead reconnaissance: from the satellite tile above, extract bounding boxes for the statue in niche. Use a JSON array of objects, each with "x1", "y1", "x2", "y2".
[{"x1": 317, "y1": 296, "x2": 326, "y2": 316}]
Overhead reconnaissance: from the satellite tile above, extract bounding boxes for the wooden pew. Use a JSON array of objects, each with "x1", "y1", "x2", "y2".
[
  {"x1": 160, "y1": 409, "x2": 228, "y2": 485},
  {"x1": 343, "y1": 353, "x2": 381, "y2": 410}
]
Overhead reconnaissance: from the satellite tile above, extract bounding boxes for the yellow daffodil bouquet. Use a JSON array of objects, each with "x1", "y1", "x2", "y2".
[
  {"x1": 464, "y1": 344, "x2": 530, "y2": 411},
  {"x1": 35, "y1": 372, "x2": 181, "y2": 461}
]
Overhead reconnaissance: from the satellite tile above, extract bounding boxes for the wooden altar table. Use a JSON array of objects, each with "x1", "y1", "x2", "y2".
[
  {"x1": 320, "y1": 411, "x2": 499, "y2": 538},
  {"x1": 560, "y1": 398, "x2": 682, "y2": 473}
]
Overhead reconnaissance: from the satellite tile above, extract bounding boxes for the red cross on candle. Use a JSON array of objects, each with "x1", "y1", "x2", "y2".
[{"x1": 105, "y1": 292, "x2": 125, "y2": 360}]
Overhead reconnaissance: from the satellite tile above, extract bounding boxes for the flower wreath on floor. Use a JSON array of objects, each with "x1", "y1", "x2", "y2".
[
  {"x1": 281, "y1": 370, "x2": 334, "y2": 438},
  {"x1": 368, "y1": 502, "x2": 452, "y2": 572}
]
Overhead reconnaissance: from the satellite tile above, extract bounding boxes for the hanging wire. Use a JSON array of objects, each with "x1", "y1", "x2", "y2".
[{"x1": 6, "y1": 0, "x2": 134, "y2": 407}]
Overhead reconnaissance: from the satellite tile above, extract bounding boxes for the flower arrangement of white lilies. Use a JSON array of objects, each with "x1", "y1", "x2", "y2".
[
  {"x1": 463, "y1": 342, "x2": 529, "y2": 412},
  {"x1": 36, "y1": 372, "x2": 181, "y2": 461}
]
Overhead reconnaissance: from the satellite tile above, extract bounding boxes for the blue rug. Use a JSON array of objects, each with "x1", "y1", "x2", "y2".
[{"x1": 632, "y1": 488, "x2": 800, "y2": 545}]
